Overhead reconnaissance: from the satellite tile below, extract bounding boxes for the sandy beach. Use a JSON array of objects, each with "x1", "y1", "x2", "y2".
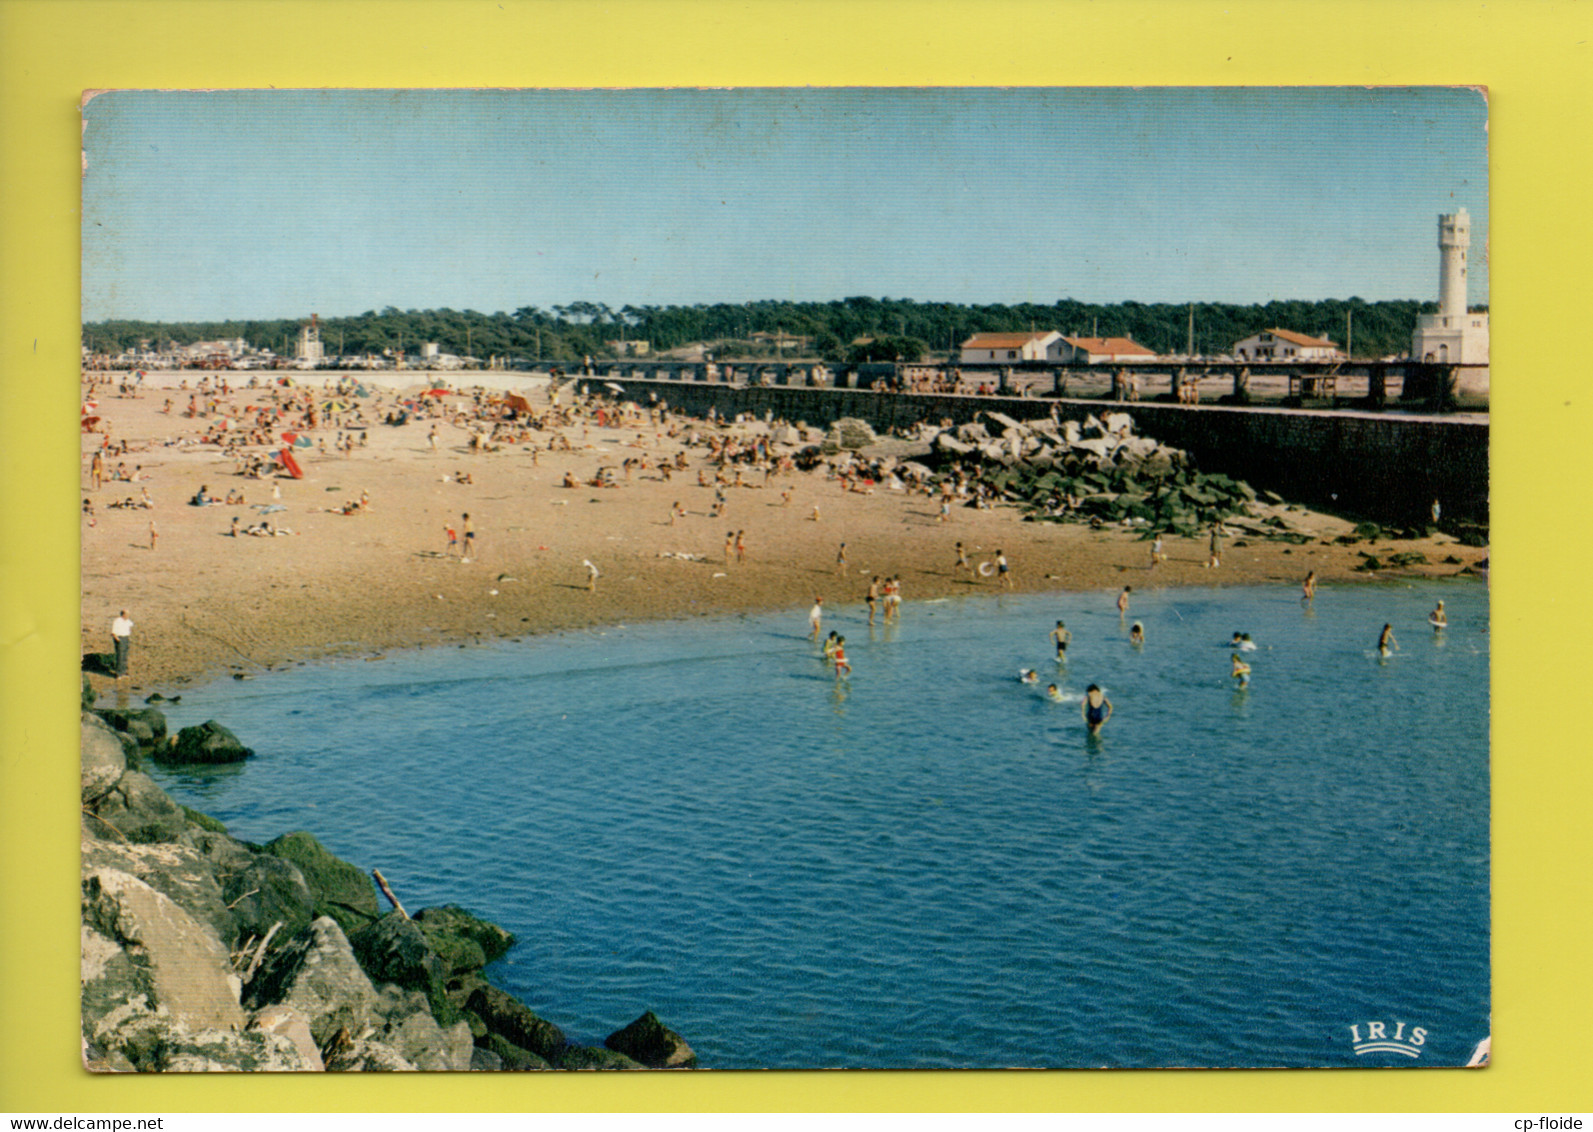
[{"x1": 80, "y1": 372, "x2": 1487, "y2": 693}]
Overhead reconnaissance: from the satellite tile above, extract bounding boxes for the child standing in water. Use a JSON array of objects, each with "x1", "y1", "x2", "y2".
[
  {"x1": 833, "y1": 635, "x2": 851, "y2": 677},
  {"x1": 1231, "y1": 652, "x2": 1251, "y2": 687},
  {"x1": 1050, "y1": 620, "x2": 1071, "y2": 658},
  {"x1": 1378, "y1": 623, "x2": 1397, "y2": 656},
  {"x1": 1081, "y1": 685, "x2": 1112, "y2": 734}
]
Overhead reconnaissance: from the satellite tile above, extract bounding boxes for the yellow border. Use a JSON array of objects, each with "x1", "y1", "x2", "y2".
[{"x1": 4, "y1": 0, "x2": 1590, "y2": 1113}]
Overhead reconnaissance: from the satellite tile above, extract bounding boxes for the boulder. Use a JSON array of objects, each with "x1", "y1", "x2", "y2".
[
  {"x1": 180, "y1": 806, "x2": 228, "y2": 834},
  {"x1": 413, "y1": 904, "x2": 516, "y2": 974},
  {"x1": 81, "y1": 924, "x2": 152, "y2": 1039},
  {"x1": 466, "y1": 983, "x2": 567, "y2": 1064},
  {"x1": 604, "y1": 1010, "x2": 698, "y2": 1069},
  {"x1": 933, "y1": 433, "x2": 973, "y2": 456},
  {"x1": 222, "y1": 853, "x2": 316, "y2": 943},
  {"x1": 828, "y1": 417, "x2": 876, "y2": 449},
  {"x1": 470, "y1": 1045, "x2": 504, "y2": 1071},
  {"x1": 324, "y1": 1038, "x2": 417, "y2": 1072},
  {"x1": 163, "y1": 720, "x2": 253, "y2": 765},
  {"x1": 159, "y1": 1026, "x2": 315, "y2": 1072},
  {"x1": 87, "y1": 995, "x2": 316, "y2": 1073},
  {"x1": 243, "y1": 916, "x2": 379, "y2": 1044},
  {"x1": 81, "y1": 867, "x2": 244, "y2": 1034},
  {"x1": 1102, "y1": 411, "x2": 1135, "y2": 435},
  {"x1": 346, "y1": 912, "x2": 455, "y2": 1023},
  {"x1": 446, "y1": 971, "x2": 489, "y2": 1013},
  {"x1": 378, "y1": 1006, "x2": 474, "y2": 1071},
  {"x1": 983, "y1": 411, "x2": 1023, "y2": 433},
  {"x1": 477, "y1": 1032, "x2": 551, "y2": 1071},
  {"x1": 556, "y1": 1045, "x2": 643, "y2": 1070},
  {"x1": 89, "y1": 771, "x2": 189, "y2": 844},
  {"x1": 248, "y1": 1004, "x2": 324, "y2": 1071},
  {"x1": 263, "y1": 831, "x2": 380, "y2": 934},
  {"x1": 92, "y1": 707, "x2": 168, "y2": 753},
  {"x1": 955, "y1": 421, "x2": 989, "y2": 443},
  {"x1": 83, "y1": 824, "x2": 239, "y2": 945},
  {"x1": 82, "y1": 714, "x2": 127, "y2": 804}
]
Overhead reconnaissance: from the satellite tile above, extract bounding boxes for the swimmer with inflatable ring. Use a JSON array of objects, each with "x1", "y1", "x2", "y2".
[
  {"x1": 1082, "y1": 685, "x2": 1112, "y2": 734},
  {"x1": 1429, "y1": 600, "x2": 1447, "y2": 630},
  {"x1": 1231, "y1": 652, "x2": 1251, "y2": 687},
  {"x1": 1019, "y1": 668, "x2": 1039, "y2": 684}
]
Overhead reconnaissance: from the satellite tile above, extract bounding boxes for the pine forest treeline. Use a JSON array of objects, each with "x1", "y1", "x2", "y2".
[{"x1": 83, "y1": 296, "x2": 1445, "y2": 363}]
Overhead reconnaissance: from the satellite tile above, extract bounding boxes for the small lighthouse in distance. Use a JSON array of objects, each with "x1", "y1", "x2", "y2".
[{"x1": 1412, "y1": 208, "x2": 1489, "y2": 365}]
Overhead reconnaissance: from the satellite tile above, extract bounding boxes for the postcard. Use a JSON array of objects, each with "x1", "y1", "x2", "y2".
[{"x1": 79, "y1": 87, "x2": 1489, "y2": 1072}]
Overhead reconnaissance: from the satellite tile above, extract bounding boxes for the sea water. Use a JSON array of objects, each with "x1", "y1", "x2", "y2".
[{"x1": 148, "y1": 580, "x2": 1490, "y2": 1069}]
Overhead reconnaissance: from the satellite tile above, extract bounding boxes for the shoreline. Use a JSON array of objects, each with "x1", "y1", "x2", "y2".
[{"x1": 81, "y1": 373, "x2": 1488, "y2": 693}]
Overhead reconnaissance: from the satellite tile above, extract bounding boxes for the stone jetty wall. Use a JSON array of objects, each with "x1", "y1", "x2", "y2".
[{"x1": 606, "y1": 379, "x2": 1488, "y2": 523}]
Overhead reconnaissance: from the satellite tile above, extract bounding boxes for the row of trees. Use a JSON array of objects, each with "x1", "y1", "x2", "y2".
[{"x1": 83, "y1": 296, "x2": 1448, "y2": 363}]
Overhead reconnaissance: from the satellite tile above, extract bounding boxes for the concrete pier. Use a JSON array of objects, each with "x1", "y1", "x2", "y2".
[{"x1": 610, "y1": 378, "x2": 1488, "y2": 524}]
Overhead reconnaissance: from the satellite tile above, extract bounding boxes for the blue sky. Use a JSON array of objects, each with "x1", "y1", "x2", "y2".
[{"x1": 81, "y1": 87, "x2": 1488, "y2": 322}]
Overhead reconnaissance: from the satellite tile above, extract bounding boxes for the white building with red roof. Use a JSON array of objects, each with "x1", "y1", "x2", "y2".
[
  {"x1": 1057, "y1": 335, "x2": 1158, "y2": 364},
  {"x1": 1232, "y1": 328, "x2": 1345, "y2": 362},
  {"x1": 959, "y1": 330, "x2": 1064, "y2": 364}
]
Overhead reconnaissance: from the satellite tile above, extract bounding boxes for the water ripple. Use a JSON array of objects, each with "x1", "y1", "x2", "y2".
[{"x1": 148, "y1": 582, "x2": 1489, "y2": 1068}]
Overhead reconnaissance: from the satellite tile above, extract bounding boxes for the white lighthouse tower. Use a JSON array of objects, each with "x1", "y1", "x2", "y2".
[
  {"x1": 1412, "y1": 208, "x2": 1489, "y2": 365},
  {"x1": 296, "y1": 313, "x2": 324, "y2": 366}
]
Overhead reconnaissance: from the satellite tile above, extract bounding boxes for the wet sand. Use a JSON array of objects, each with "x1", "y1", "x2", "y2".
[{"x1": 79, "y1": 373, "x2": 1487, "y2": 693}]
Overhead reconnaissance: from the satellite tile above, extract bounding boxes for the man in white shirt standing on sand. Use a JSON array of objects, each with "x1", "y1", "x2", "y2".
[{"x1": 111, "y1": 609, "x2": 133, "y2": 679}]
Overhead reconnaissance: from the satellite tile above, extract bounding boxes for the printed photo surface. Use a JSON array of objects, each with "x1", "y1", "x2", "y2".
[{"x1": 79, "y1": 87, "x2": 1489, "y2": 1072}]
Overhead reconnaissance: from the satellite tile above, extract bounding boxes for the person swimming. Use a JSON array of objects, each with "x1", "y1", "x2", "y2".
[
  {"x1": 1230, "y1": 652, "x2": 1251, "y2": 687},
  {"x1": 1081, "y1": 685, "x2": 1112, "y2": 733},
  {"x1": 1019, "y1": 669, "x2": 1039, "y2": 684},
  {"x1": 1129, "y1": 621, "x2": 1145, "y2": 646},
  {"x1": 1378, "y1": 623, "x2": 1397, "y2": 657},
  {"x1": 1429, "y1": 600, "x2": 1447, "y2": 629},
  {"x1": 1229, "y1": 632, "x2": 1257, "y2": 651},
  {"x1": 1046, "y1": 684, "x2": 1063, "y2": 702}
]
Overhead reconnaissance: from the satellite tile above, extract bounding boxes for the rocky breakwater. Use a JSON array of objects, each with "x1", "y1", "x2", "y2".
[
  {"x1": 80, "y1": 699, "x2": 697, "y2": 1073},
  {"x1": 922, "y1": 409, "x2": 1332, "y2": 545}
]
